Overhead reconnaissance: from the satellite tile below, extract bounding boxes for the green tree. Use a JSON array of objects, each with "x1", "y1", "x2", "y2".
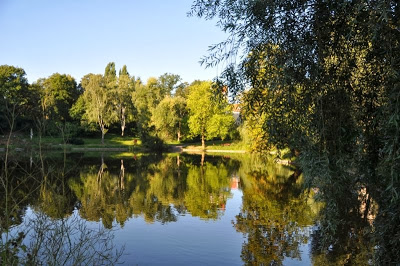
[
  {"x1": 80, "y1": 74, "x2": 116, "y2": 144},
  {"x1": 132, "y1": 74, "x2": 181, "y2": 137},
  {"x1": 115, "y1": 65, "x2": 134, "y2": 136},
  {"x1": 152, "y1": 96, "x2": 188, "y2": 141},
  {"x1": 40, "y1": 73, "x2": 78, "y2": 122},
  {"x1": 157, "y1": 73, "x2": 181, "y2": 95},
  {"x1": 104, "y1": 62, "x2": 117, "y2": 87},
  {"x1": 174, "y1": 82, "x2": 190, "y2": 98},
  {"x1": 34, "y1": 73, "x2": 79, "y2": 136},
  {"x1": 132, "y1": 78, "x2": 153, "y2": 133},
  {"x1": 191, "y1": 1, "x2": 400, "y2": 263},
  {"x1": 0, "y1": 65, "x2": 30, "y2": 132},
  {"x1": 187, "y1": 81, "x2": 234, "y2": 148}
]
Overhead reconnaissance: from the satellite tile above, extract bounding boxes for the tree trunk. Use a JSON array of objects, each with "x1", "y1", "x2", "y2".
[
  {"x1": 121, "y1": 106, "x2": 126, "y2": 137},
  {"x1": 101, "y1": 127, "x2": 105, "y2": 145},
  {"x1": 177, "y1": 122, "x2": 181, "y2": 142},
  {"x1": 201, "y1": 134, "x2": 205, "y2": 150}
]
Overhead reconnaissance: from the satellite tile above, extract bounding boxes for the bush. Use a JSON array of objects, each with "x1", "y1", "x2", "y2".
[
  {"x1": 140, "y1": 133, "x2": 166, "y2": 152},
  {"x1": 66, "y1": 138, "x2": 84, "y2": 145}
]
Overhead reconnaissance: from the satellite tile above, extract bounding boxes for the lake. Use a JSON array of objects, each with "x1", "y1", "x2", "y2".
[{"x1": 1, "y1": 152, "x2": 377, "y2": 265}]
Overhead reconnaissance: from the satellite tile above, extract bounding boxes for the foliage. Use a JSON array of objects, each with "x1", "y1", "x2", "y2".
[
  {"x1": 115, "y1": 64, "x2": 135, "y2": 136},
  {"x1": 190, "y1": 0, "x2": 400, "y2": 263},
  {"x1": 140, "y1": 132, "x2": 166, "y2": 152},
  {"x1": 131, "y1": 77, "x2": 151, "y2": 132},
  {"x1": 80, "y1": 74, "x2": 117, "y2": 144},
  {"x1": 152, "y1": 96, "x2": 188, "y2": 141},
  {"x1": 38, "y1": 73, "x2": 79, "y2": 122},
  {"x1": 0, "y1": 65, "x2": 32, "y2": 132},
  {"x1": 187, "y1": 80, "x2": 235, "y2": 148}
]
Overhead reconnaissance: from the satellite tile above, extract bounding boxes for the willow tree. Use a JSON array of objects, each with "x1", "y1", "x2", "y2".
[
  {"x1": 81, "y1": 74, "x2": 116, "y2": 144},
  {"x1": 190, "y1": 0, "x2": 400, "y2": 262}
]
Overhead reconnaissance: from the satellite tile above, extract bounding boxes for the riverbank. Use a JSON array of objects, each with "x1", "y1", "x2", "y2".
[{"x1": 0, "y1": 134, "x2": 248, "y2": 154}]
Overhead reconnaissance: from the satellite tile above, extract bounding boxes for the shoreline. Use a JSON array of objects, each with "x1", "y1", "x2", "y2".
[{"x1": 0, "y1": 146, "x2": 247, "y2": 154}]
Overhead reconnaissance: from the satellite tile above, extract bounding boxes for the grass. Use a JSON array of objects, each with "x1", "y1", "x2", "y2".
[
  {"x1": 173, "y1": 140, "x2": 247, "y2": 151},
  {"x1": 0, "y1": 133, "x2": 247, "y2": 153},
  {"x1": 38, "y1": 134, "x2": 141, "y2": 148},
  {"x1": 0, "y1": 133, "x2": 143, "y2": 152}
]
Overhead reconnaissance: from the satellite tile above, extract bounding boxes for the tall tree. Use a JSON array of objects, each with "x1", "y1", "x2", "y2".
[
  {"x1": 115, "y1": 65, "x2": 134, "y2": 136},
  {"x1": 104, "y1": 62, "x2": 117, "y2": 86},
  {"x1": 157, "y1": 73, "x2": 181, "y2": 95},
  {"x1": 119, "y1": 65, "x2": 129, "y2": 76},
  {"x1": 132, "y1": 78, "x2": 153, "y2": 133},
  {"x1": 152, "y1": 96, "x2": 188, "y2": 141},
  {"x1": 0, "y1": 65, "x2": 30, "y2": 132},
  {"x1": 174, "y1": 82, "x2": 190, "y2": 98},
  {"x1": 187, "y1": 81, "x2": 234, "y2": 148},
  {"x1": 190, "y1": 0, "x2": 400, "y2": 262},
  {"x1": 39, "y1": 73, "x2": 78, "y2": 122},
  {"x1": 80, "y1": 74, "x2": 116, "y2": 144}
]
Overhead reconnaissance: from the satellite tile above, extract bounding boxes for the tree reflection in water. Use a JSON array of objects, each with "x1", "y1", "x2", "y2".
[
  {"x1": 69, "y1": 154, "x2": 236, "y2": 225},
  {"x1": 234, "y1": 155, "x2": 320, "y2": 265},
  {"x1": 1, "y1": 151, "x2": 392, "y2": 264},
  {"x1": 0, "y1": 152, "x2": 123, "y2": 265}
]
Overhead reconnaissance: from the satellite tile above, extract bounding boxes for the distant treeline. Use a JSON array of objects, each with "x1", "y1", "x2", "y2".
[{"x1": 0, "y1": 63, "x2": 238, "y2": 147}]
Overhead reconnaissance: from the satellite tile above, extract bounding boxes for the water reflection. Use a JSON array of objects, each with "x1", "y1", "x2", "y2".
[
  {"x1": 0, "y1": 152, "x2": 123, "y2": 265},
  {"x1": 68, "y1": 154, "x2": 236, "y2": 227},
  {"x1": 310, "y1": 181, "x2": 377, "y2": 265},
  {"x1": 1, "y1": 152, "x2": 392, "y2": 264},
  {"x1": 234, "y1": 155, "x2": 320, "y2": 265}
]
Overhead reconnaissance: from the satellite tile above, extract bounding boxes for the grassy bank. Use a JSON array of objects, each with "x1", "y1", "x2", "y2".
[
  {"x1": 0, "y1": 133, "x2": 247, "y2": 153},
  {"x1": 0, "y1": 133, "x2": 142, "y2": 151},
  {"x1": 176, "y1": 140, "x2": 247, "y2": 152}
]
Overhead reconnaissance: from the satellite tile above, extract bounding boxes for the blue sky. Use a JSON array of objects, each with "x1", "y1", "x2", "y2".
[{"x1": 0, "y1": 0, "x2": 227, "y2": 84}]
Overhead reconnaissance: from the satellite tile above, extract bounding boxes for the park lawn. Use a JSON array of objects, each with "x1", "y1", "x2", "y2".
[
  {"x1": 2, "y1": 133, "x2": 247, "y2": 153},
  {"x1": 36, "y1": 134, "x2": 142, "y2": 148},
  {"x1": 178, "y1": 140, "x2": 247, "y2": 151}
]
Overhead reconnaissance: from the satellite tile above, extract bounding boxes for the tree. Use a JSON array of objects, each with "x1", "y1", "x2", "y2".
[
  {"x1": 80, "y1": 74, "x2": 116, "y2": 144},
  {"x1": 104, "y1": 62, "x2": 117, "y2": 87},
  {"x1": 36, "y1": 73, "x2": 79, "y2": 135},
  {"x1": 152, "y1": 96, "x2": 188, "y2": 141},
  {"x1": 132, "y1": 78, "x2": 153, "y2": 133},
  {"x1": 174, "y1": 82, "x2": 190, "y2": 98},
  {"x1": 187, "y1": 81, "x2": 234, "y2": 148},
  {"x1": 190, "y1": 0, "x2": 400, "y2": 263},
  {"x1": 157, "y1": 73, "x2": 181, "y2": 95},
  {"x1": 132, "y1": 74, "x2": 182, "y2": 137},
  {"x1": 0, "y1": 65, "x2": 30, "y2": 132},
  {"x1": 115, "y1": 65, "x2": 134, "y2": 136}
]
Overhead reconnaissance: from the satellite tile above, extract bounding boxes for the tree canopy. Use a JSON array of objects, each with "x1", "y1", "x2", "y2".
[
  {"x1": 190, "y1": 0, "x2": 400, "y2": 262},
  {"x1": 80, "y1": 73, "x2": 116, "y2": 144},
  {"x1": 187, "y1": 81, "x2": 234, "y2": 148}
]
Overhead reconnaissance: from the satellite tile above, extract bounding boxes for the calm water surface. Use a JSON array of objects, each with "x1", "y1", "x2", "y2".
[{"x1": 1, "y1": 152, "x2": 375, "y2": 265}]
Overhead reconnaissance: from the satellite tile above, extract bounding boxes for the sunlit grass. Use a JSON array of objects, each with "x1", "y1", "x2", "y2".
[
  {"x1": 37, "y1": 134, "x2": 141, "y2": 147},
  {"x1": 108, "y1": 137, "x2": 142, "y2": 146},
  {"x1": 177, "y1": 140, "x2": 246, "y2": 151}
]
